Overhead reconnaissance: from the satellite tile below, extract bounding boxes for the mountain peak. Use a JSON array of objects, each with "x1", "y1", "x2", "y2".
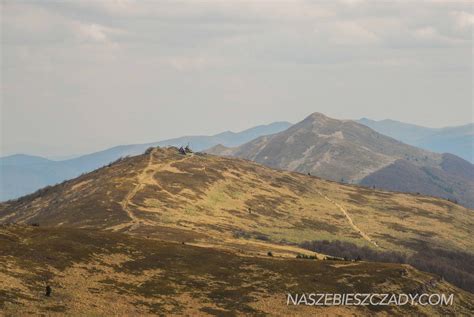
[
  {"x1": 301, "y1": 112, "x2": 351, "y2": 128},
  {"x1": 207, "y1": 111, "x2": 474, "y2": 208},
  {"x1": 305, "y1": 112, "x2": 331, "y2": 121}
]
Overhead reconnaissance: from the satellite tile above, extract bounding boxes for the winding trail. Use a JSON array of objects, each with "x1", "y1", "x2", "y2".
[
  {"x1": 111, "y1": 148, "x2": 193, "y2": 232},
  {"x1": 121, "y1": 148, "x2": 157, "y2": 228},
  {"x1": 315, "y1": 189, "x2": 380, "y2": 248},
  {"x1": 114, "y1": 149, "x2": 379, "y2": 247},
  {"x1": 111, "y1": 148, "x2": 157, "y2": 231}
]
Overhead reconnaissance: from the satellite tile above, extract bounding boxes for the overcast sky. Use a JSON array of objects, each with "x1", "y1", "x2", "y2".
[{"x1": 1, "y1": 0, "x2": 473, "y2": 158}]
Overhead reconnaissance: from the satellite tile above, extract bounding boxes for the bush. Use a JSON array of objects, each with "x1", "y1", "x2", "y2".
[
  {"x1": 255, "y1": 233, "x2": 270, "y2": 241},
  {"x1": 296, "y1": 253, "x2": 317, "y2": 260},
  {"x1": 45, "y1": 285, "x2": 52, "y2": 297}
]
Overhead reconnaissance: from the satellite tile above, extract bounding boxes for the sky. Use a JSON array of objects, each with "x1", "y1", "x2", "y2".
[{"x1": 1, "y1": 0, "x2": 473, "y2": 158}]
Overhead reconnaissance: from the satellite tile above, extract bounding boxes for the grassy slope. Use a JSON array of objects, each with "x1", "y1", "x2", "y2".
[
  {"x1": 0, "y1": 148, "x2": 472, "y2": 257},
  {"x1": 1, "y1": 148, "x2": 473, "y2": 315},
  {"x1": 1, "y1": 225, "x2": 473, "y2": 316}
]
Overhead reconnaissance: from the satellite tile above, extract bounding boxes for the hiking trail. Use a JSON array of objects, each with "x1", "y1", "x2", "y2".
[
  {"x1": 111, "y1": 148, "x2": 192, "y2": 232},
  {"x1": 316, "y1": 189, "x2": 380, "y2": 248}
]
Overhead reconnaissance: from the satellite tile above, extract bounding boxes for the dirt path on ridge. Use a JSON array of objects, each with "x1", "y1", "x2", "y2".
[
  {"x1": 315, "y1": 189, "x2": 380, "y2": 248},
  {"x1": 111, "y1": 149, "x2": 192, "y2": 232}
]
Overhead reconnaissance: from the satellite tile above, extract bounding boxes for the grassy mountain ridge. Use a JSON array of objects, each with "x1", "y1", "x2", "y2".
[
  {"x1": 1, "y1": 147, "x2": 473, "y2": 314},
  {"x1": 1, "y1": 147, "x2": 472, "y2": 257}
]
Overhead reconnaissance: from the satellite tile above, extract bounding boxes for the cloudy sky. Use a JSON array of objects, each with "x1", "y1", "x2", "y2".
[{"x1": 1, "y1": 0, "x2": 472, "y2": 158}]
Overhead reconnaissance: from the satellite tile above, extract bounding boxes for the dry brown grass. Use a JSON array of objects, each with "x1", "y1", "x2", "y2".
[
  {"x1": 0, "y1": 148, "x2": 473, "y2": 315},
  {"x1": 1, "y1": 147, "x2": 471, "y2": 258},
  {"x1": 1, "y1": 226, "x2": 472, "y2": 316}
]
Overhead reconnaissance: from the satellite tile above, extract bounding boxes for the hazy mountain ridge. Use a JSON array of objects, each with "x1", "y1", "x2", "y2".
[
  {"x1": 358, "y1": 118, "x2": 474, "y2": 163},
  {"x1": 207, "y1": 113, "x2": 474, "y2": 208},
  {"x1": 0, "y1": 154, "x2": 54, "y2": 166},
  {"x1": 0, "y1": 121, "x2": 291, "y2": 201}
]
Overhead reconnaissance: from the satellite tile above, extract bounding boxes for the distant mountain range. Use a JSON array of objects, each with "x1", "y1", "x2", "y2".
[
  {"x1": 207, "y1": 113, "x2": 474, "y2": 208},
  {"x1": 2, "y1": 115, "x2": 473, "y2": 205},
  {"x1": 358, "y1": 118, "x2": 473, "y2": 163},
  {"x1": 0, "y1": 121, "x2": 291, "y2": 201}
]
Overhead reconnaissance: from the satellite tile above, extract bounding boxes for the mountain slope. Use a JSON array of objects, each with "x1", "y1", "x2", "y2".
[
  {"x1": 360, "y1": 154, "x2": 474, "y2": 208},
  {"x1": 2, "y1": 225, "x2": 472, "y2": 316},
  {"x1": 0, "y1": 121, "x2": 291, "y2": 201},
  {"x1": 1, "y1": 147, "x2": 472, "y2": 256},
  {"x1": 358, "y1": 118, "x2": 474, "y2": 163},
  {"x1": 207, "y1": 113, "x2": 474, "y2": 208},
  {"x1": 1, "y1": 147, "x2": 473, "y2": 314}
]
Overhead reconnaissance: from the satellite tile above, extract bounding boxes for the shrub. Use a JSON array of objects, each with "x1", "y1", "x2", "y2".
[
  {"x1": 184, "y1": 145, "x2": 193, "y2": 153},
  {"x1": 45, "y1": 285, "x2": 52, "y2": 297},
  {"x1": 255, "y1": 233, "x2": 270, "y2": 241},
  {"x1": 296, "y1": 253, "x2": 317, "y2": 260}
]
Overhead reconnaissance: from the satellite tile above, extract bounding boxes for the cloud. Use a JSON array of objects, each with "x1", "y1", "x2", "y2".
[
  {"x1": 411, "y1": 25, "x2": 468, "y2": 47},
  {"x1": 73, "y1": 22, "x2": 126, "y2": 44},
  {"x1": 451, "y1": 11, "x2": 474, "y2": 29},
  {"x1": 1, "y1": 0, "x2": 472, "y2": 157},
  {"x1": 2, "y1": 2, "x2": 127, "y2": 47},
  {"x1": 414, "y1": 26, "x2": 438, "y2": 39},
  {"x1": 331, "y1": 21, "x2": 379, "y2": 45}
]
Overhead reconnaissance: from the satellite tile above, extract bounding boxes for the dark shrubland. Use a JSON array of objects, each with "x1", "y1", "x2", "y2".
[
  {"x1": 301, "y1": 240, "x2": 406, "y2": 263},
  {"x1": 300, "y1": 240, "x2": 474, "y2": 292},
  {"x1": 144, "y1": 147, "x2": 155, "y2": 154},
  {"x1": 296, "y1": 254, "x2": 316, "y2": 260},
  {"x1": 107, "y1": 156, "x2": 129, "y2": 167}
]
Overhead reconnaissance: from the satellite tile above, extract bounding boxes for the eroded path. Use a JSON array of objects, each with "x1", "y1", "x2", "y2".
[
  {"x1": 122, "y1": 149, "x2": 157, "y2": 226},
  {"x1": 110, "y1": 149, "x2": 157, "y2": 231},
  {"x1": 111, "y1": 148, "x2": 192, "y2": 232},
  {"x1": 315, "y1": 189, "x2": 380, "y2": 248}
]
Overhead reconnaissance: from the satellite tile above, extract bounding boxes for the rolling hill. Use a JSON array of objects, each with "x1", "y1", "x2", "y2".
[
  {"x1": 0, "y1": 121, "x2": 291, "y2": 201},
  {"x1": 207, "y1": 113, "x2": 474, "y2": 209},
  {"x1": 2, "y1": 147, "x2": 473, "y2": 314},
  {"x1": 2, "y1": 147, "x2": 472, "y2": 254},
  {"x1": 358, "y1": 118, "x2": 474, "y2": 163},
  {"x1": 2, "y1": 225, "x2": 472, "y2": 316}
]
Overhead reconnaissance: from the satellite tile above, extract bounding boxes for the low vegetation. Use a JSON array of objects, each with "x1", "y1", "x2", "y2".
[
  {"x1": 300, "y1": 240, "x2": 474, "y2": 293},
  {"x1": 1, "y1": 225, "x2": 473, "y2": 316},
  {"x1": 1, "y1": 147, "x2": 473, "y2": 315}
]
